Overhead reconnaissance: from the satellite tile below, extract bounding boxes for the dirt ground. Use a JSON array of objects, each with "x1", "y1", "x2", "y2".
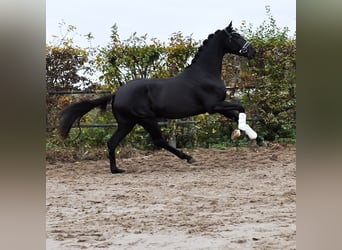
[{"x1": 46, "y1": 143, "x2": 296, "y2": 249}]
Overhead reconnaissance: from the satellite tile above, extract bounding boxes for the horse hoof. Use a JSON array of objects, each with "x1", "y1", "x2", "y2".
[
  {"x1": 256, "y1": 138, "x2": 266, "y2": 147},
  {"x1": 231, "y1": 129, "x2": 241, "y2": 139},
  {"x1": 187, "y1": 157, "x2": 196, "y2": 164},
  {"x1": 111, "y1": 168, "x2": 126, "y2": 174}
]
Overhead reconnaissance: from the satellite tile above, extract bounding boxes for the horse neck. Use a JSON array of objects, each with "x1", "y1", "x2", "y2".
[{"x1": 185, "y1": 34, "x2": 226, "y2": 79}]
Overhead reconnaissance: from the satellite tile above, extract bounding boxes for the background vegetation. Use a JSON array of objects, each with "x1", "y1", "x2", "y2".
[{"x1": 46, "y1": 7, "x2": 295, "y2": 153}]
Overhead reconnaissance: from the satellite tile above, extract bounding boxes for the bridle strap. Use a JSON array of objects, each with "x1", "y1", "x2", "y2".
[
  {"x1": 239, "y1": 41, "x2": 250, "y2": 54},
  {"x1": 223, "y1": 28, "x2": 250, "y2": 55}
]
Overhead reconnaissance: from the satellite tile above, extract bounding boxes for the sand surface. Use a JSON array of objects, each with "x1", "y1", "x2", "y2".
[{"x1": 46, "y1": 143, "x2": 296, "y2": 249}]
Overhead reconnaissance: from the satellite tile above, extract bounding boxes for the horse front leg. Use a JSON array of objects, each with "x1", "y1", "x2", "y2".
[{"x1": 212, "y1": 101, "x2": 265, "y2": 146}]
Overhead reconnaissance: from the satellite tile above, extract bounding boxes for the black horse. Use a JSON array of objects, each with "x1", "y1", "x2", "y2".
[{"x1": 59, "y1": 21, "x2": 264, "y2": 173}]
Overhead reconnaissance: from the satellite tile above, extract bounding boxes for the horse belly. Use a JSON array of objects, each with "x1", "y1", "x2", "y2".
[{"x1": 153, "y1": 93, "x2": 205, "y2": 119}]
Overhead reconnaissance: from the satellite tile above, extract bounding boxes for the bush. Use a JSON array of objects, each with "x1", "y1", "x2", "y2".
[{"x1": 238, "y1": 6, "x2": 296, "y2": 141}]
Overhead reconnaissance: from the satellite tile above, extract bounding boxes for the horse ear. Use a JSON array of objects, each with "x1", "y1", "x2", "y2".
[{"x1": 227, "y1": 21, "x2": 233, "y2": 30}]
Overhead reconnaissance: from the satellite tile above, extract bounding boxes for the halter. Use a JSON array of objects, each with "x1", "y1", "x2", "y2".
[
  {"x1": 239, "y1": 41, "x2": 250, "y2": 54},
  {"x1": 223, "y1": 28, "x2": 250, "y2": 55}
]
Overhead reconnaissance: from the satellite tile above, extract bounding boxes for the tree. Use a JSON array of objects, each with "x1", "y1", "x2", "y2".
[{"x1": 46, "y1": 22, "x2": 96, "y2": 91}]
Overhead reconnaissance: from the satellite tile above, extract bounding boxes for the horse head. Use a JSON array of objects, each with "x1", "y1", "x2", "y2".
[{"x1": 222, "y1": 21, "x2": 256, "y2": 59}]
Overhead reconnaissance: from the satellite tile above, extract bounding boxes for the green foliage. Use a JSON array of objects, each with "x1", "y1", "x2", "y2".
[
  {"x1": 239, "y1": 6, "x2": 293, "y2": 45},
  {"x1": 165, "y1": 32, "x2": 199, "y2": 75},
  {"x1": 95, "y1": 25, "x2": 198, "y2": 90},
  {"x1": 46, "y1": 22, "x2": 103, "y2": 148},
  {"x1": 237, "y1": 7, "x2": 296, "y2": 141},
  {"x1": 46, "y1": 21, "x2": 97, "y2": 91}
]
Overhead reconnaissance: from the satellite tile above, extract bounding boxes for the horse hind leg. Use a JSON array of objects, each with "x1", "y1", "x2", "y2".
[
  {"x1": 107, "y1": 123, "x2": 135, "y2": 173},
  {"x1": 139, "y1": 119, "x2": 196, "y2": 164}
]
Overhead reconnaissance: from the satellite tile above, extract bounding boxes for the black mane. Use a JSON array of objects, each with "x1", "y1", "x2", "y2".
[{"x1": 187, "y1": 30, "x2": 221, "y2": 67}]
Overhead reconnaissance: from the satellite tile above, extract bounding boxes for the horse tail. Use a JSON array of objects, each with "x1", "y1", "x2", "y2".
[{"x1": 59, "y1": 94, "x2": 115, "y2": 139}]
